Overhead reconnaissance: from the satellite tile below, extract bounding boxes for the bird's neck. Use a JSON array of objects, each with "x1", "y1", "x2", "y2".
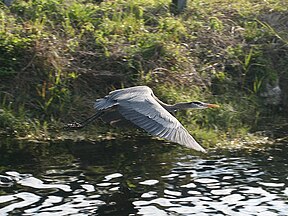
[
  {"x1": 167, "y1": 102, "x2": 192, "y2": 112},
  {"x1": 152, "y1": 93, "x2": 191, "y2": 112},
  {"x1": 157, "y1": 99, "x2": 191, "y2": 112}
]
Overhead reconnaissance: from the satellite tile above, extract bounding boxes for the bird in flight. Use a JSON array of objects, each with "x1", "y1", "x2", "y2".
[{"x1": 65, "y1": 86, "x2": 219, "y2": 153}]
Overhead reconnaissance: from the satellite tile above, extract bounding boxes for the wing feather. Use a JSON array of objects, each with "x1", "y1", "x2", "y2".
[
  {"x1": 117, "y1": 94, "x2": 206, "y2": 153},
  {"x1": 94, "y1": 86, "x2": 206, "y2": 152}
]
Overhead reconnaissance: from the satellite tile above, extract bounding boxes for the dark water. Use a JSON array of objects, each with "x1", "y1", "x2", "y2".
[{"x1": 0, "y1": 137, "x2": 287, "y2": 215}]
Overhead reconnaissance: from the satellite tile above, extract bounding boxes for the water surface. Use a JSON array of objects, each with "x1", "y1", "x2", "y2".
[{"x1": 0, "y1": 138, "x2": 287, "y2": 215}]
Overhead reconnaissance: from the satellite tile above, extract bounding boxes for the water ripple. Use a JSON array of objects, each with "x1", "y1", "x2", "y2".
[{"x1": 0, "y1": 140, "x2": 287, "y2": 215}]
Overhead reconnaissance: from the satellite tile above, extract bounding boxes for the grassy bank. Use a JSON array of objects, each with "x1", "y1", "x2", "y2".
[{"x1": 1, "y1": 0, "x2": 287, "y2": 148}]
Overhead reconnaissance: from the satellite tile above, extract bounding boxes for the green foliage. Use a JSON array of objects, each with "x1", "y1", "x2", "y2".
[
  {"x1": 224, "y1": 44, "x2": 278, "y2": 94},
  {"x1": 209, "y1": 17, "x2": 223, "y2": 32},
  {"x1": 0, "y1": 0, "x2": 287, "y2": 146},
  {"x1": 0, "y1": 6, "x2": 34, "y2": 76},
  {"x1": 0, "y1": 109, "x2": 16, "y2": 129},
  {"x1": 35, "y1": 70, "x2": 77, "y2": 120},
  {"x1": 158, "y1": 17, "x2": 188, "y2": 41},
  {"x1": 0, "y1": 107, "x2": 31, "y2": 137}
]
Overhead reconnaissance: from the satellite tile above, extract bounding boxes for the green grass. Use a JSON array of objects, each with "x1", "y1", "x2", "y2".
[{"x1": 0, "y1": 0, "x2": 287, "y2": 147}]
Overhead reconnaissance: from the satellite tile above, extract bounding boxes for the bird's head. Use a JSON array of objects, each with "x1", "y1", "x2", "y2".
[{"x1": 189, "y1": 101, "x2": 220, "y2": 109}]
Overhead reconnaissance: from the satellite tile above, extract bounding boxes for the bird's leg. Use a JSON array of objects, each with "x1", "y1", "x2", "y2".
[{"x1": 64, "y1": 111, "x2": 103, "y2": 130}]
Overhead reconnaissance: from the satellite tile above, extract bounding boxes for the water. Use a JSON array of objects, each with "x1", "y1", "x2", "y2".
[{"x1": 0, "y1": 138, "x2": 287, "y2": 215}]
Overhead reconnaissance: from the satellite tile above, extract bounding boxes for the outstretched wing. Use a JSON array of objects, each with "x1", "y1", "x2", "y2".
[
  {"x1": 94, "y1": 86, "x2": 206, "y2": 152},
  {"x1": 117, "y1": 91, "x2": 206, "y2": 153}
]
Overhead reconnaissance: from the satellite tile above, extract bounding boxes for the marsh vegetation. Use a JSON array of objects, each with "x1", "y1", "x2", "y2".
[{"x1": 1, "y1": 0, "x2": 288, "y2": 148}]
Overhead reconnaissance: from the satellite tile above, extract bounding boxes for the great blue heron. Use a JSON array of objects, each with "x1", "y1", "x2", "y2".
[{"x1": 65, "y1": 86, "x2": 219, "y2": 153}]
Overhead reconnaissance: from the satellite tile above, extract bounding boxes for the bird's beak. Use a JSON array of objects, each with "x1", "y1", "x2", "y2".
[{"x1": 206, "y1": 103, "x2": 220, "y2": 108}]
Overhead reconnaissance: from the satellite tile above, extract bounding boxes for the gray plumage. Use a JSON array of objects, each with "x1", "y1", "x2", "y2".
[{"x1": 93, "y1": 86, "x2": 219, "y2": 153}]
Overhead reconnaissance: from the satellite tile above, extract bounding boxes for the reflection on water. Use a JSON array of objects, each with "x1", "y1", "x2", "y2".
[{"x1": 0, "y1": 138, "x2": 287, "y2": 215}]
